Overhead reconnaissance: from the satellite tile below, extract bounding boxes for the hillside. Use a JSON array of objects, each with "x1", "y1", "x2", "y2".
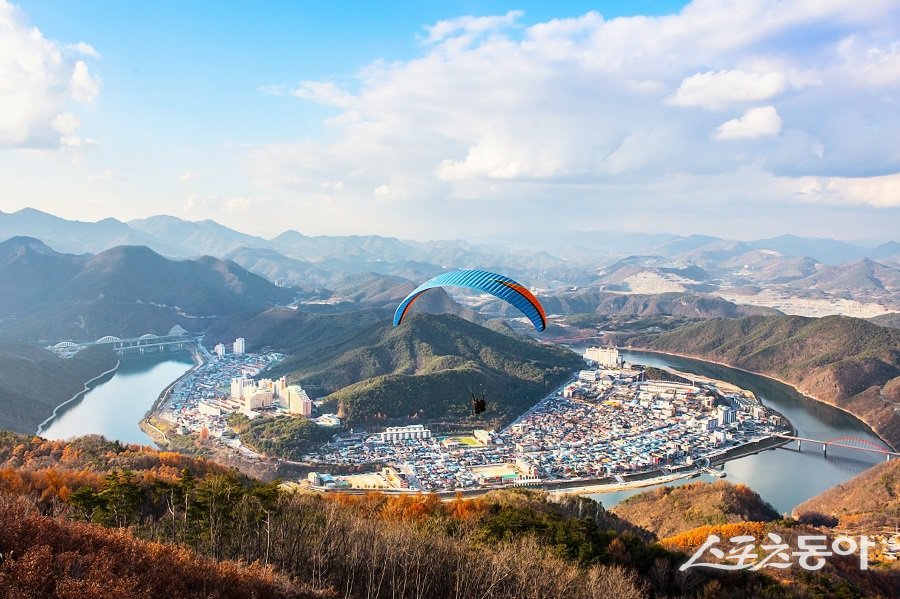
[
  {"x1": 637, "y1": 314, "x2": 900, "y2": 448},
  {"x1": 793, "y1": 457, "x2": 900, "y2": 531},
  {"x1": 871, "y1": 313, "x2": 900, "y2": 330},
  {"x1": 0, "y1": 344, "x2": 118, "y2": 434},
  {"x1": 788, "y1": 258, "x2": 900, "y2": 293},
  {"x1": 0, "y1": 237, "x2": 87, "y2": 314},
  {"x1": 275, "y1": 313, "x2": 582, "y2": 425},
  {"x1": 0, "y1": 495, "x2": 319, "y2": 599},
  {"x1": 3, "y1": 431, "x2": 899, "y2": 598},
  {"x1": 0, "y1": 238, "x2": 295, "y2": 341},
  {"x1": 610, "y1": 480, "x2": 780, "y2": 539}
]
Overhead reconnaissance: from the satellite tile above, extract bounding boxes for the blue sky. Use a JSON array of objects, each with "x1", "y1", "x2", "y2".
[{"x1": 1, "y1": 1, "x2": 899, "y2": 240}]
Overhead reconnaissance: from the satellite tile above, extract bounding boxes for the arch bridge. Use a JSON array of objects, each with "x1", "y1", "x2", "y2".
[
  {"x1": 776, "y1": 434, "x2": 899, "y2": 460},
  {"x1": 48, "y1": 327, "x2": 195, "y2": 358}
]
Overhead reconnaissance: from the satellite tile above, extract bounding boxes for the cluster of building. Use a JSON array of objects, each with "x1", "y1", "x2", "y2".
[
  {"x1": 225, "y1": 375, "x2": 312, "y2": 417},
  {"x1": 304, "y1": 351, "x2": 787, "y2": 492},
  {"x1": 213, "y1": 337, "x2": 245, "y2": 357},
  {"x1": 158, "y1": 341, "x2": 326, "y2": 444}
]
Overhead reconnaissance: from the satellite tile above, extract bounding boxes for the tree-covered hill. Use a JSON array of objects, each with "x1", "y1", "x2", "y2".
[
  {"x1": 278, "y1": 313, "x2": 583, "y2": 426},
  {"x1": 634, "y1": 314, "x2": 900, "y2": 448},
  {"x1": 2, "y1": 431, "x2": 898, "y2": 598},
  {"x1": 793, "y1": 457, "x2": 900, "y2": 531},
  {"x1": 610, "y1": 480, "x2": 780, "y2": 539}
]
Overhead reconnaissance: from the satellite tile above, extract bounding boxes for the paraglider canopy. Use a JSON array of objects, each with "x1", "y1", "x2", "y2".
[{"x1": 392, "y1": 269, "x2": 547, "y2": 332}]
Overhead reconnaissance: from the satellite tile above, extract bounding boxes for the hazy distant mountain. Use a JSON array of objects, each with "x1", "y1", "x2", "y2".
[
  {"x1": 0, "y1": 241, "x2": 296, "y2": 341},
  {"x1": 746, "y1": 234, "x2": 868, "y2": 265},
  {"x1": 788, "y1": 258, "x2": 900, "y2": 293},
  {"x1": 128, "y1": 215, "x2": 271, "y2": 257},
  {"x1": 653, "y1": 234, "x2": 737, "y2": 258},
  {"x1": 0, "y1": 208, "x2": 177, "y2": 255},
  {"x1": 0, "y1": 237, "x2": 87, "y2": 313},
  {"x1": 592, "y1": 257, "x2": 712, "y2": 293},
  {"x1": 867, "y1": 241, "x2": 900, "y2": 265},
  {"x1": 271, "y1": 229, "x2": 417, "y2": 262},
  {"x1": 721, "y1": 249, "x2": 821, "y2": 283},
  {"x1": 62, "y1": 245, "x2": 296, "y2": 315},
  {"x1": 4, "y1": 209, "x2": 898, "y2": 318}
]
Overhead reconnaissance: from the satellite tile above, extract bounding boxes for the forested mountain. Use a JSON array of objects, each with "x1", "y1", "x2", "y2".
[
  {"x1": 0, "y1": 238, "x2": 295, "y2": 341},
  {"x1": 274, "y1": 313, "x2": 581, "y2": 425}
]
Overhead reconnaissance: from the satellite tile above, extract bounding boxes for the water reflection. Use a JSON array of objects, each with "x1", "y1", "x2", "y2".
[{"x1": 41, "y1": 353, "x2": 194, "y2": 446}]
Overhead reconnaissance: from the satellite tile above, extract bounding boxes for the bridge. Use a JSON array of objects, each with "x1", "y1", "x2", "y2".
[
  {"x1": 776, "y1": 434, "x2": 899, "y2": 460},
  {"x1": 47, "y1": 325, "x2": 195, "y2": 358}
]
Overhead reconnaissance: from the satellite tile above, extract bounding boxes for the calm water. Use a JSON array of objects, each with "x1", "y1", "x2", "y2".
[
  {"x1": 41, "y1": 353, "x2": 194, "y2": 446},
  {"x1": 579, "y1": 349, "x2": 891, "y2": 514}
]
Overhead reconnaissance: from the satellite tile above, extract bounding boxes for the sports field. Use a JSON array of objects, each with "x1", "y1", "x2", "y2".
[{"x1": 443, "y1": 435, "x2": 484, "y2": 447}]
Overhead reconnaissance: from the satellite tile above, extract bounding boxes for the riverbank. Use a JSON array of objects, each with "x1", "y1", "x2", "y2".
[
  {"x1": 35, "y1": 360, "x2": 120, "y2": 436},
  {"x1": 139, "y1": 346, "x2": 204, "y2": 447},
  {"x1": 623, "y1": 346, "x2": 897, "y2": 452}
]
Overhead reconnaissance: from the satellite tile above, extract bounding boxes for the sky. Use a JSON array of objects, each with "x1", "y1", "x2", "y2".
[{"x1": 1, "y1": 0, "x2": 899, "y2": 241}]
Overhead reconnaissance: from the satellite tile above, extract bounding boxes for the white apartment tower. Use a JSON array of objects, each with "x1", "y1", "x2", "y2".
[
  {"x1": 233, "y1": 337, "x2": 246, "y2": 355},
  {"x1": 214, "y1": 343, "x2": 226, "y2": 358},
  {"x1": 584, "y1": 346, "x2": 621, "y2": 368},
  {"x1": 284, "y1": 384, "x2": 313, "y2": 417}
]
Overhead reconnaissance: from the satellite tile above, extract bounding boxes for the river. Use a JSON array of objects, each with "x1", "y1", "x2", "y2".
[
  {"x1": 40, "y1": 353, "x2": 194, "y2": 446},
  {"x1": 37, "y1": 348, "x2": 890, "y2": 514},
  {"x1": 583, "y1": 350, "x2": 890, "y2": 514}
]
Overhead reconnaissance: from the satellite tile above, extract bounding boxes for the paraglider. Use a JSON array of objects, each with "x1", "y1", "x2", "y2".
[
  {"x1": 470, "y1": 390, "x2": 487, "y2": 415},
  {"x1": 392, "y1": 269, "x2": 547, "y2": 332}
]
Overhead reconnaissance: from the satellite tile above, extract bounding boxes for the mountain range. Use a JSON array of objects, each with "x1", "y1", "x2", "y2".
[
  {"x1": 0, "y1": 236, "x2": 293, "y2": 341},
  {"x1": 3, "y1": 207, "x2": 899, "y2": 319}
]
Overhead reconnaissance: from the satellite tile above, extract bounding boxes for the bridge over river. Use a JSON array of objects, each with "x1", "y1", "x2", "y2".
[
  {"x1": 47, "y1": 325, "x2": 196, "y2": 358},
  {"x1": 776, "y1": 433, "x2": 899, "y2": 460}
]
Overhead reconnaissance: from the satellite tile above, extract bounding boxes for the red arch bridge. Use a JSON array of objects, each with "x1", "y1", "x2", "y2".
[{"x1": 776, "y1": 434, "x2": 899, "y2": 460}]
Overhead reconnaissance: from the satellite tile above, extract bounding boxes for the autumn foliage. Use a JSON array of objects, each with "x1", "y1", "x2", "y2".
[{"x1": 0, "y1": 494, "x2": 328, "y2": 599}]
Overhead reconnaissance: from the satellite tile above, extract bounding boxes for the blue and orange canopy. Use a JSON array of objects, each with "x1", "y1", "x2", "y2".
[{"x1": 392, "y1": 269, "x2": 547, "y2": 332}]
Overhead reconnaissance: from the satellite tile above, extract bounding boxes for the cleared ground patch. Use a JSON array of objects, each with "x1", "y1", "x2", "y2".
[{"x1": 342, "y1": 473, "x2": 393, "y2": 489}]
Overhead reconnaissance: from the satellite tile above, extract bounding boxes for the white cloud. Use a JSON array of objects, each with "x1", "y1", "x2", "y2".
[
  {"x1": 179, "y1": 171, "x2": 204, "y2": 182},
  {"x1": 424, "y1": 11, "x2": 523, "y2": 44},
  {"x1": 67, "y1": 41, "x2": 101, "y2": 59},
  {"x1": 247, "y1": 1, "x2": 900, "y2": 237},
  {"x1": 51, "y1": 113, "x2": 80, "y2": 135},
  {"x1": 792, "y1": 172, "x2": 900, "y2": 207},
  {"x1": 713, "y1": 106, "x2": 783, "y2": 140},
  {"x1": 668, "y1": 70, "x2": 790, "y2": 110},
  {"x1": 0, "y1": 1, "x2": 101, "y2": 149}
]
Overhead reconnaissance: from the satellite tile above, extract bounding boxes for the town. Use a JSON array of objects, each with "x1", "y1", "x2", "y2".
[
  {"x1": 302, "y1": 347, "x2": 789, "y2": 492},
  {"x1": 157, "y1": 337, "x2": 341, "y2": 446},
  {"x1": 156, "y1": 341, "x2": 788, "y2": 493}
]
